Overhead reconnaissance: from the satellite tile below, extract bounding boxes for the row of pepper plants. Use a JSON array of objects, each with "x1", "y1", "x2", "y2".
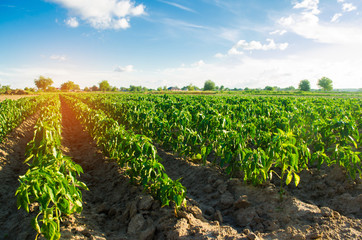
[
  {"x1": 76, "y1": 93, "x2": 361, "y2": 194},
  {"x1": 61, "y1": 95, "x2": 186, "y2": 211},
  {"x1": 0, "y1": 97, "x2": 46, "y2": 143},
  {"x1": 16, "y1": 96, "x2": 88, "y2": 240}
]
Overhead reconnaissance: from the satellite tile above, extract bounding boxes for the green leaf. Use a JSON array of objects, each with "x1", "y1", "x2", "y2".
[
  {"x1": 293, "y1": 172, "x2": 300, "y2": 187},
  {"x1": 285, "y1": 170, "x2": 293, "y2": 185}
]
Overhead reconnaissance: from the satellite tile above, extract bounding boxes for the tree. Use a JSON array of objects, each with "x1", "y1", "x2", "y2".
[
  {"x1": 203, "y1": 80, "x2": 215, "y2": 91},
  {"x1": 47, "y1": 86, "x2": 57, "y2": 92},
  {"x1": 284, "y1": 86, "x2": 295, "y2": 91},
  {"x1": 298, "y1": 80, "x2": 311, "y2": 91},
  {"x1": 84, "y1": 87, "x2": 90, "y2": 92},
  {"x1": 129, "y1": 85, "x2": 142, "y2": 92},
  {"x1": 34, "y1": 76, "x2": 53, "y2": 91},
  {"x1": 61, "y1": 81, "x2": 79, "y2": 91},
  {"x1": 91, "y1": 85, "x2": 99, "y2": 91},
  {"x1": 0, "y1": 85, "x2": 11, "y2": 94},
  {"x1": 318, "y1": 77, "x2": 333, "y2": 91},
  {"x1": 264, "y1": 86, "x2": 274, "y2": 91},
  {"x1": 99, "y1": 80, "x2": 111, "y2": 92}
]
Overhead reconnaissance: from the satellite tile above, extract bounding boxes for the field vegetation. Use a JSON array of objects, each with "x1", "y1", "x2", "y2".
[{"x1": 0, "y1": 91, "x2": 361, "y2": 239}]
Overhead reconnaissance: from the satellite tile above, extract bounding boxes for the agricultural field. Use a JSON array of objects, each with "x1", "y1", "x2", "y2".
[
  {"x1": 0, "y1": 93, "x2": 361, "y2": 240},
  {"x1": 0, "y1": 95, "x2": 39, "y2": 102}
]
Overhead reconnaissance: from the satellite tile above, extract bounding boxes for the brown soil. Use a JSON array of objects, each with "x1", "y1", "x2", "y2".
[
  {"x1": 0, "y1": 114, "x2": 39, "y2": 239},
  {"x1": 0, "y1": 98, "x2": 361, "y2": 240},
  {"x1": 0, "y1": 95, "x2": 38, "y2": 102}
]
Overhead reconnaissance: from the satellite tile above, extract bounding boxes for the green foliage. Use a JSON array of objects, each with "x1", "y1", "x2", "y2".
[
  {"x1": 318, "y1": 77, "x2": 333, "y2": 91},
  {"x1": 16, "y1": 96, "x2": 87, "y2": 240},
  {"x1": 0, "y1": 84, "x2": 11, "y2": 94},
  {"x1": 35, "y1": 76, "x2": 54, "y2": 91},
  {"x1": 129, "y1": 85, "x2": 143, "y2": 92},
  {"x1": 77, "y1": 93, "x2": 361, "y2": 192},
  {"x1": 284, "y1": 86, "x2": 295, "y2": 91},
  {"x1": 62, "y1": 95, "x2": 186, "y2": 211},
  {"x1": 99, "y1": 80, "x2": 111, "y2": 92},
  {"x1": 0, "y1": 96, "x2": 45, "y2": 143},
  {"x1": 264, "y1": 86, "x2": 275, "y2": 91},
  {"x1": 298, "y1": 80, "x2": 310, "y2": 91},
  {"x1": 203, "y1": 80, "x2": 216, "y2": 91},
  {"x1": 60, "y1": 81, "x2": 80, "y2": 91}
]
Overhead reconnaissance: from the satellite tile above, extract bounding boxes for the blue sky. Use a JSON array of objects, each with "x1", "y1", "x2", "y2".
[{"x1": 0, "y1": 0, "x2": 361, "y2": 89}]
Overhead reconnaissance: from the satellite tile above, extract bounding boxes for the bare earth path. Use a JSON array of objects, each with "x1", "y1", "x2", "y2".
[
  {"x1": 0, "y1": 95, "x2": 38, "y2": 102},
  {"x1": 157, "y1": 147, "x2": 362, "y2": 239},
  {"x1": 0, "y1": 114, "x2": 38, "y2": 240}
]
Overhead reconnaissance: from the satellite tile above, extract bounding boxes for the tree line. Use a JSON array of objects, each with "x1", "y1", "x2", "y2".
[{"x1": 0, "y1": 75, "x2": 339, "y2": 94}]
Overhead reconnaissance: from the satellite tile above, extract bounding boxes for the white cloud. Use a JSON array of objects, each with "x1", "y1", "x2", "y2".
[
  {"x1": 278, "y1": 0, "x2": 362, "y2": 44},
  {"x1": 50, "y1": 55, "x2": 67, "y2": 61},
  {"x1": 48, "y1": 0, "x2": 145, "y2": 30},
  {"x1": 191, "y1": 60, "x2": 205, "y2": 67},
  {"x1": 342, "y1": 3, "x2": 357, "y2": 12},
  {"x1": 65, "y1": 17, "x2": 79, "y2": 27},
  {"x1": 269, "y1": 29, "x2": 287, "y2": 35},
  {"x1": 214, "y1": 53, "x2": 225, "y2": 58},
  {"x1": 331, "y1": 13, "x2": 342, "y2": 22},
  {"x1": 228, "y1": 39, "x2": 288, "y2": 55},
  {"x1": 293, "y1": 0, "x2": 320, "y2": 15},
  {"x1": 158, "y1": 0, "x2": 196, "y2": 13},
  {"x1": 115, "y1": 65, "x2": 134, "y2": 72}
]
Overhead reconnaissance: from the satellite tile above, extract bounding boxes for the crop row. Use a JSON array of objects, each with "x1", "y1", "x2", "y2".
[
  {"x1": 76, "y1": 94, "x2": 361, "y2": 194},
  {"x1": 16, "y1": 96, "x2": 87, "y2": 240},
  {"x1": 0, "y1": 97, "x2": 46, "y2": 143},
  {"x1": 61, "y1": 95, "x2": 186, "y2": 210}
]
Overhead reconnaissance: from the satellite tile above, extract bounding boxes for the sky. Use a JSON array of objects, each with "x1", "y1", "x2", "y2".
[{"x1": 0, "y1": 0, "x2": 361, "y2": 90}]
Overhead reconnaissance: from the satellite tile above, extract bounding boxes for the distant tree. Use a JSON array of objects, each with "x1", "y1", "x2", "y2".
[
  {"x1": 111, "y1": 86, "x2": 118, "y2": 92},
  {"x1": 120, "y1": 87, "x2": 128, "y2": 91},
  {"x1": 129, "y1": 85, "x2": 142, "y2": 92},
  {"x1": 186, "y1": 84, "x2": 196, "y2": 91},
  {"x1": 61, "y1": 81, "x2": 79, "y2": 91},
  {"x1": 219, "y1": 85, "x2": 224, "y2": 91},
  {"x1": 91, "y1": 85, "x2": 99, "y2": 91},
  {"x1": 99, "y1": 80, "x2": 111, "y2": 92},
  {"x1": 157, "y1": 87, "x2": 163, "y2": 91},
  {"x1": 284, "y1": 86, "x2": 295, "y2": 91},
  {"x1": 34, "y1": 76, "x2": 53, "y2": 91},
  {"x1": 163, "y1": 86, "x2": 167, "y2": 91},
  {"x1": 298, "y1": 80, "x2": 311, "y2": 91},
  {"x1": 1, "y1": 84, "x2": 10, "y2": 94},
  {"x1": 46, "y1": 86, "x2": 57, "y2": 92},
  {"x1": 203, "y1": 80, "x2": 216, "y2": 91},
  {"x1": 84, "y1": 87, "x2": 90, "y2": 92},
  {"x1": 264, "y1": 86, "x2": 274, "y2": 91},
  {"x1": 318, "y1": 77, "x2": 333, "y2": 91}
]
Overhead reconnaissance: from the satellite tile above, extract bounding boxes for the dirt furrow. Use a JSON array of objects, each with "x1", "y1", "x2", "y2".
[
  {"x1": 59, "y1": 98, "x2": 186, "y2": 240},
  {"x1": 0, "y1": 114, "x2": 39, "y2": 240},
  {"x1": 157, "y1": 148, "x2": 362, "y2": 239}
]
